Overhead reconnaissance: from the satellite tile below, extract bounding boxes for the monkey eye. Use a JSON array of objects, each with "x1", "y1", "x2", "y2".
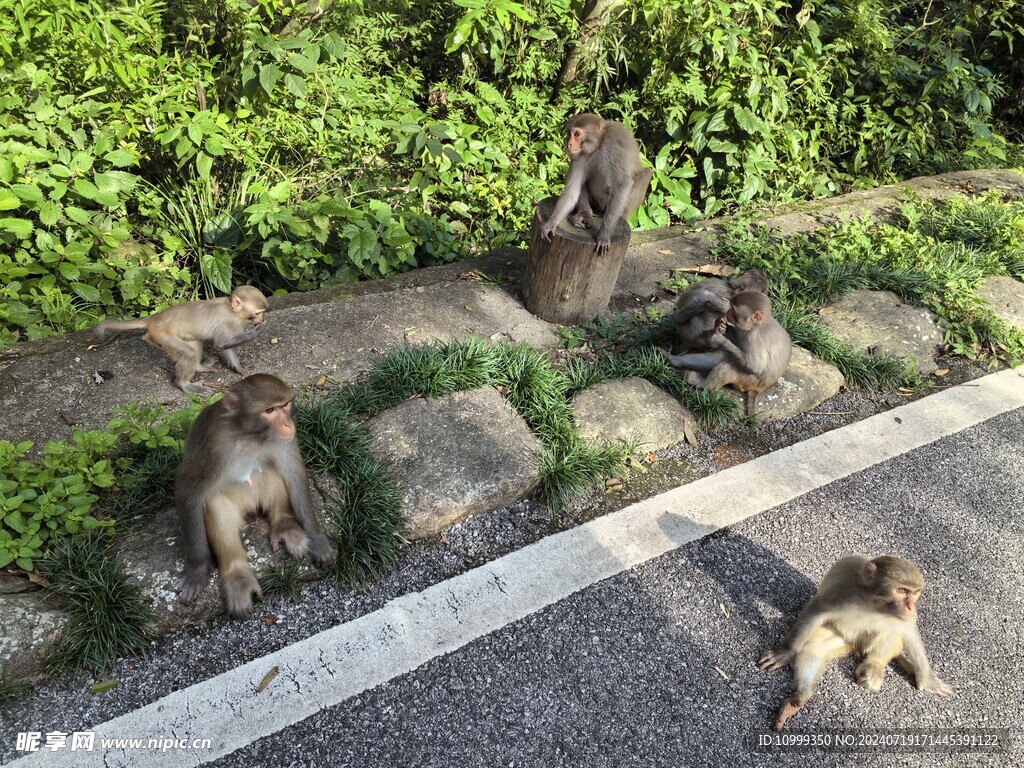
[
  {"x1": 265, "y1": 406, "x2": 276, "y2": 415},
  {"x1": 897, "y1": 587, "x2": 909, "y2": 595}
]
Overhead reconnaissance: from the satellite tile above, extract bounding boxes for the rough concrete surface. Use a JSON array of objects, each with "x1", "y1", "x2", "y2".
[{"x1": 976, "y1": 275, "x2": 1024, "y2": 331}]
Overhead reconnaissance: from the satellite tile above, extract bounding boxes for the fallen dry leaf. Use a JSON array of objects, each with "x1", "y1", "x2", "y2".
[
  {"x1": 27, "y1": 571, "x2": 50, "y2": 588},
  {"x1": 934, "y1": 369, "x2": 949, "y2": 376},
  {"x1": 819, "y1": 306, "x2": 836, "y2": 316},
  {"x1": 657, "y1": 249, "x2": 674, "y2": 255},
  {"x1": 676, "y1": 264, "x2": 734, "y2": 276},
  {"x1": 90, "y1": 679, "x2": 119, "y2": 695},
  {"x1": 605, "y1": 478, "x2": 623, "y2": 489},
  {"x1": 260, "y1": 615, "x2": 279, "y2": 625},
  {"x1": 256, "y1": 666, "x2": 279, "y2": 693}
]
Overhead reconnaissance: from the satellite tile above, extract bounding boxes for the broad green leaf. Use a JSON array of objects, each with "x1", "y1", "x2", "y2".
[
  {"x1": 199, "y1": 250, "x2": 233, "y2": 293},
  {"x1": 0, "y1": 218, "x2": 33, "y2": 238},
  {"x1": 259, "y1": 63, "x2": 282, "y2": 95}
]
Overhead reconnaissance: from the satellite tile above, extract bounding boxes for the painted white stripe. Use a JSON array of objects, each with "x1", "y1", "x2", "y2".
[{"x1": 7, "y1": 366, "x2": 1024, "y2": 768}]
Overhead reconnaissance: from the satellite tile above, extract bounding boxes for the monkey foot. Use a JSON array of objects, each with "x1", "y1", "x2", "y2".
[{"x1": 774, "y1": 700, "x2": 803, "y2": 731}]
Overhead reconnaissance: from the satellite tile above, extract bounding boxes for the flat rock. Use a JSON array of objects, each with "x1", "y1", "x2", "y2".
[
  {"x1": 816, "y1": 290, "x2": 944, "y2": 374},
  {"x1": 0, "y1": 591, "x2": 68, "y2": 682},
  {"x1": 367, "y1": 387, "x2": 543, "y2": 539},
  {"x1": 572, "y1": 377, "x2": 698, "y2": 451},
  {"x1": 976, "y1": 276, "x2": 1024, "y2": 331},
  {"x1": 749, "y1": 346, "x2": 846, "y2": 421},
  {"x1": 114, "y1": 505, "x2": 325, "y2": 628}
]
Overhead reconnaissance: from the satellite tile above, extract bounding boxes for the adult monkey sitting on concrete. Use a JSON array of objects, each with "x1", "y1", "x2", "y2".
[{"x1": 540, "y1": 112, "x2": 652, "y2": 255}]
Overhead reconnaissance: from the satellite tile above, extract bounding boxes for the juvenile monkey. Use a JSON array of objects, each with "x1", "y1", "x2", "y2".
[
  {"x1": 759, "y1": 555, "x2": 952, "y2": 731},
  {"x1": 540, "y1": 113, "x2": 652, "y2": 255},
  {"x1": 95, "y1": 286, "x2": 268, "y2": 395},
  {"x1": 671, "y1": 269, "x2": 769, "y2": 353},
  {"x1": 663, "y1": 291, "x2": 791, "y2": 416},
  {"x1": 176, "y1": 374, "x2": 336, "y2": 618}
]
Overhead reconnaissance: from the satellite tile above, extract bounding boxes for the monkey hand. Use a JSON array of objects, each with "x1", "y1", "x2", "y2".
[
  {"x1": 715, "y1": 316, "x2": 728, "y2": 335},
  {"x1": 569, "y1": 212, "x2": 592, "y2": 230},
  {"x1": 178, "y1": 568, "x2": 212, "y2": 605},
  {"x1": 917, "y1": 674, "x2": 952, "y2": 697},
  {"x1": 307, "y1": 532, "x2": 337, "y2": 567},
  {"x1": 540, "y1": 220, "x2": 557, "y2": 241},
  {"x1": 594, "y1": 235, "x2": 611, "y2": 256},
  {"x1": 758, "y1": 648, "x2": 793, "y2": 671}
]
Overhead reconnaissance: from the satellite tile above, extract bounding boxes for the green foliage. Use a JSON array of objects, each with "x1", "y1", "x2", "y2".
[
  {"x1": 2, "y1": 0, "x2": 1018, "y2": 347},
  {"x1": 712, "y1": 192, "x2": 1024, "y2": 370},
  {"x1": 0, "y1": 400, "x2": 199, "y2": 570},
  {"x1": 41, "y1": 534, "x2": 153, "y2": 673},
  {"x1": 259, "y1": 559, "x2": 305, "y2": 603},
  {"x1": 295, "y1": 396, "x2": 405, "y2": 584}
]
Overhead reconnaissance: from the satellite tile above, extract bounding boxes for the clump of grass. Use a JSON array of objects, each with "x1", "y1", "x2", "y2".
[
  {"x1": 42, "y1": 534, "x2": 153, "y2": 674},
  {"x1": 259, "y1": 560, "x2": 305, "y2": 603},
  {"x1": 367, "y1": 337, "x2": 499, "y2": 399},
  {"x1": 539, "y1": 438, "x2": 630, "y2": 513},
  {"x1": 494, "y1": 343, "x2": 576, "y2": 445},
  {"x1": 323, "y1": 455, "x2": 404, "y2": 584},
  {"x1": 295, "y1": 398, "x2": 404, "y2": 584},
  {"x1": 111, "y1": 445, "x2": 181, "y2": 521}
]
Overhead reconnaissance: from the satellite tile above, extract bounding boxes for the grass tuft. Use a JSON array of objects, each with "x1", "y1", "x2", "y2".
[
  {"x1": 259, "y1": 560, "x2": 305, "y2": 603},
  {"x1": 42, "y1": 534, "x2": 153, "y2": 674}
]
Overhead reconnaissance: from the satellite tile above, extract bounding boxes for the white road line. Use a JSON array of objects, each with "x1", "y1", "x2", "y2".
[{"x1": 8, "y1": 367, "x2": 1024, "y2": 767}]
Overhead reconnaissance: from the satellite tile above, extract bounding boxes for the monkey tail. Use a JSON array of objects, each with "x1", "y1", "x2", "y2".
[{"x1": 94, "y1": 318, "x2": 149, "y2": 341}]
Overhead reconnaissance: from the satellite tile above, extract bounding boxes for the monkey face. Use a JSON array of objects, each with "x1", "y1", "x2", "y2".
[
  {"x1": 261, "y1": 400, "x2": 296, "y2": 441},
  {"x1": 887, "y1": 585, "x2": 921, "y2": 619},
  {"x1": 249, "y1": 309, "x2": 267, "y2": 326}
]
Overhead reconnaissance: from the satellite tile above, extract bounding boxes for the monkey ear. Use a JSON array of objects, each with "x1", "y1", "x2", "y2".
[
  {"x1": 220, "y1": 387, "x2": 241, "y2": 415},
  {"x1": 230, "y1": 293, "x2": 243, "y2": 311},
  {"x1": 859, "y1": 560, "x2": 878, "y2": 587},
  {"x1": 750, "y1": 309, "x2": 765, "y2": 323}
]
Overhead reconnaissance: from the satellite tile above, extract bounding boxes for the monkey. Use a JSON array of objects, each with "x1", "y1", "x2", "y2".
[
  {"x1": 671, "y1": 268, "x2": 769, "y2": 353},
  {"x1": 175, "y1": 374, "x2": 336, "y2": 618},
  {"x1": 94, "y1": 286, "x2": 269, "y2": 395},
  {"x1": 540, "y1": 113, "x2": 653, "y2": 255},
  {"x1": 759, "y1": 555, "x2": 952, "y2": 731},
  {"x1": 662, "y1": 291, "x2": 791, "y2": 416}
]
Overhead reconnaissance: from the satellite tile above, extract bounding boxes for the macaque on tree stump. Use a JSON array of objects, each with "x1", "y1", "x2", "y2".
[
  {"x1": 523, "y1": 196, "x2": 632, "y2": 325},
  {"x1": 540, "y1": 113, "x2": 652, "y2": 255}
]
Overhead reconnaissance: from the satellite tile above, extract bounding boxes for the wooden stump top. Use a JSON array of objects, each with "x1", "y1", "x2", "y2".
[{"x1": 533, "y1": 196, "x2": 632, "y2": 248}]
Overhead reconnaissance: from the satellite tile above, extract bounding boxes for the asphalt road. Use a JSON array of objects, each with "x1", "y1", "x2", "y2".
[
  {"x1": 210, "y1": 406, "x2": 1022, "y2": 768},
  {"x1": 4, "y1": 371, "x2": 1022, "y2": 768}
]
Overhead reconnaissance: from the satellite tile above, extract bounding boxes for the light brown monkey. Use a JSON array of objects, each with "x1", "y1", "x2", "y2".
[
  {"x1": 662, "y1": 291, "x2": 791, "y2": 416},
  {"x1": 671, "y1": 268, "x2": 769, "y2": 353},
  {"x1": 95, "y1": 286, "x2": 269, "y2": 395},
  {"x1": 176, "y1": 374, "x2": 336, "y2": 618},
  {"x1": 759, "y1": 555, "x2": 952, "y2": 731},
  {"x1": 540, "y1": 113, "x2": 653, "y2": 255}
]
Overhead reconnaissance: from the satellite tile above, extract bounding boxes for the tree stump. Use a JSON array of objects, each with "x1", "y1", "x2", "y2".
[{"x1": 522, "y1": 196, "x2": 632, "y2": 325}]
